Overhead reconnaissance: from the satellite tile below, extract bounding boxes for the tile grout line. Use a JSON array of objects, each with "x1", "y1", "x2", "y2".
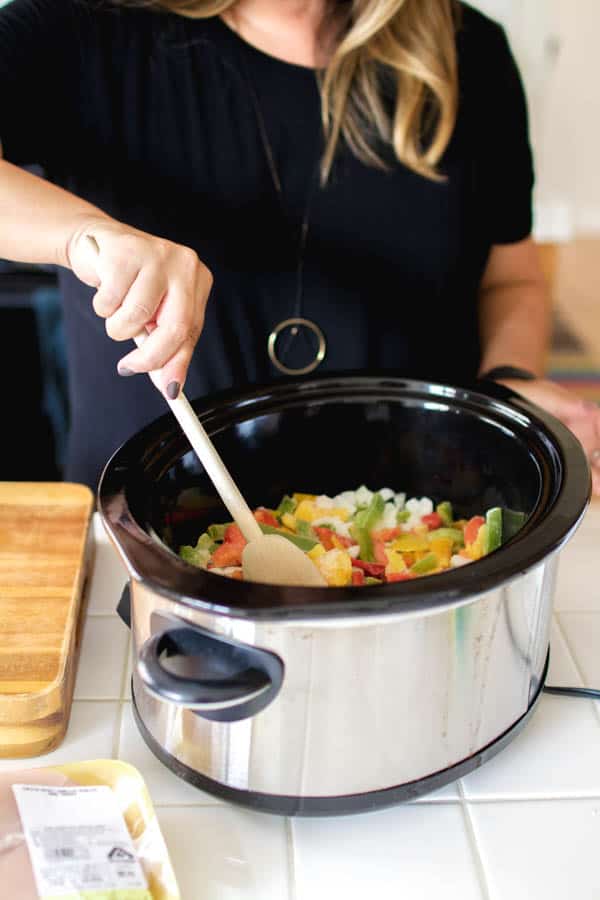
[
  {"x1": 554, "y1": 613, "x2": 600, "y2": 728},
  {"x1": 285, "y1": 818, "x2": 298, "y2": 900},
  {"x1": 112, "y1": 633, "x2": 132, "y2": 759},
  {"x1": 456, "y1": 782, "x2": 492, "y2": 900}
]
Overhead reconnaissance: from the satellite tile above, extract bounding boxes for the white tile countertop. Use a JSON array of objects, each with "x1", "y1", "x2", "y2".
[{"x1": 2, "y1": 503, "x2": 600, "y2": 900}]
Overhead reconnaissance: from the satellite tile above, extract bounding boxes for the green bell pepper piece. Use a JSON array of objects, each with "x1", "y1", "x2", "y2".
[
  {"x1": 365, "y1": 576, "x2": 383, "y2": 585},
  {"x1": 296, "y1": 519, "x2": 316, "y2": 539},
  {"x1": 259, "y1": 523, "x2": 318, "y2": 552},
  {"x1": 179, "y1": 532, "x2": 216, "y2": 568},
  {"x1": 502, "y1": 508, "x2": 527, "y2": 542},
  {"x1": 410, "y1": 552, "x2": 438, "y2": 575},
  {"x1": 396, "y1": 508, "x2": 410, "y2": 524},
  {"x1": 427, "y1": 527, "x2": 464, "y2": 548},
  {"x1": 207, "y1": 523, "x2": 229, "y2": 542},
  {"x1": 436, "y1": 501, "x2": 453, "y2": 527},
  {"x1": 276, "y1": 495, "x2": 297, "y2": 518},
  {"x1": 351, "y1": 493, "x2": 385, "y2": 562},
  {"x1": 484, "y1": 507, "x2": 503, "y2": 554}
]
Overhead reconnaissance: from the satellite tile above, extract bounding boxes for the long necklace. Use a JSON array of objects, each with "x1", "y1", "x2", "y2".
[{"x1": 233, "y1": 31, "x2": 327, "y2": 376}]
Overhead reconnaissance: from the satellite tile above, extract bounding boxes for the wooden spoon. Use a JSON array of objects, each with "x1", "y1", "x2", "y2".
[{"x1": 87, "y1": 236, "x2": 325, "y2": 586}]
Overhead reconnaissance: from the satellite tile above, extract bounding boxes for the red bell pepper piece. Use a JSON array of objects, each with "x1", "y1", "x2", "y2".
[
  {"x1": 210, "y1": 541, "x2": 244, "y2": 568},
  {"x1": 373, "y1": 538, "x2": 388, "y2": 566},
  {"x1": 254, "y1": 508, "x2": 280, "y2": 528},
  {"x1": 351, "y1": 558, "x2": 386, "y2": 577},
  {"x1": 386, "y1": 571, "x2": 415, "y2": 583},
  {"x1": 372, "y1": 527, "x2": 402, "y2": 542},
  {"x1": 421, "y1": 512, "x2": 443, "y2": 531},
  {"x1": 464, "y1": 515, "x2": 485, "y2": 545},
  {"x1": 351, "y1": 568, "x2": 365, "y2": 586},
  {"x1": 313, "y1": 527, "x2": 355, "y2": 550},
  {"x1": 224, "y1": 523, "x2": 246, "y2": 545}
]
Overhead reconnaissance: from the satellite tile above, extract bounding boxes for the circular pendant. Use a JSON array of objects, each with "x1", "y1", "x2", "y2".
[{"x1": 267, "y1": 317, "x2": 327, "y2": 376}]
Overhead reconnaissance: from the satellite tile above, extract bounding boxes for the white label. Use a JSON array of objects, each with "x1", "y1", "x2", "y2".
[{"x1": 12, "y1": 783, "x2": 148, "y2": 898}]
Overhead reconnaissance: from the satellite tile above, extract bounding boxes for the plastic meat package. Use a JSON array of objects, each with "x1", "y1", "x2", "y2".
[{"x1": 0, "y1": 759, "x2": 180, "y2": 899}]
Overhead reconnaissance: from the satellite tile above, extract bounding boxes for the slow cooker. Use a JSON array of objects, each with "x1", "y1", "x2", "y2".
[{"x1": 98, "y1": 374, "x2": 590, "y2": 815}]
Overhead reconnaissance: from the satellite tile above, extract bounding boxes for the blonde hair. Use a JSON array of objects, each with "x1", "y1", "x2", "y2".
[{"x1": 119, "y1": 0, "x2": 459, "y2": 181}]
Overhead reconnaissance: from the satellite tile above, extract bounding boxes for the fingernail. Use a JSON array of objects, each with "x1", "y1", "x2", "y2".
[
  {"x1": 167, "y1": 381, "x2": 180, "y2": 400},
  {"x1": 118, "y1": 366, "x2": 136, "y2": 377}
]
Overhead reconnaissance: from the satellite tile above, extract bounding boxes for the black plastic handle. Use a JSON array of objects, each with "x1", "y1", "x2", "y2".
[{"x1": 137, "y1": 622, "x2": 284, "y2": 722}]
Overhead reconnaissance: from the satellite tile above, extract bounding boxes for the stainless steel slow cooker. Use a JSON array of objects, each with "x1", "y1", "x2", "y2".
[{"x1": 98, "y1": 374, "x2": 590, "y2": 815}]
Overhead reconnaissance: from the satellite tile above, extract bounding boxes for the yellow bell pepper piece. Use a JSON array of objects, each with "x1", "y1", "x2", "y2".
[
  {"x1": 308, "y1": 543, "x2": 326, "y2": 561},
  {"x1": 429, "y1": 537, "x2": 453, "y2": 568},
  {"x1": 295, "y1": 499, "x2": 317, "y2": 522},
  {"x1": 391, "y1": 534, "x2": 430, "y2": 552},
  {"x1": 293, "y1": 493, "x2": 316, "y2": 503},
  {"x1": 385, "y1": 548, "x2": 407, "y2": 577},
  {"x1": 281, "y1": 512, "x2": 297, "y2": 531},
  {"x1": 322, "y1": 506, "x2": 351, "y2": 522},
  {"x1": 466, "y1": 524, "x2": 488, "y2": 561},
  {"x1": 315, "y1": 548, "x2": 352, "y2": 586}
]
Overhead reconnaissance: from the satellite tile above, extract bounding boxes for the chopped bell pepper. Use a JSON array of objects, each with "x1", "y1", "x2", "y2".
[
  {"x1": 258, "y1": 523, "x2": 318, "y2": 551},
  {"x1": 224, "y1": 523, "x2": 246, "y2": 545},
  {"x1": 351, "y1": 558, "x2": 386, "y2": 578},
  {"x1": 254, "y1": 507, "x2": 279, "y2": 528},
  {"x1": 295, "y1": 499, "x2": 319, "y2": 522},
  {"x1": 276, "y1": 495, "x2": 297, "y2": 518},
  {"x1": 316, "y1": 548, "x2": 353, "y2": 586},
  {"x1": 387, "y1": 571, "x2": 415, "y2": 582},
  {"x1": 351, "y1": 568, "x2": 365, "y2": 586},
  {"x1": 410, "y1": 552, "x2": 439, "y2": 575},
  {"x1": 436, "y1": 501, "x2": 453, "y2": 527},
  {"x1": 421, "y1": 512, "x2": 444, "y2": 531},
  {"x1": 483, "y1": 507, "x2": 502, "y2": 554},
  {"x1": 210, "y1": 540, "x2": 244, "y2": 568},
  {"x1": 350, "y1": 493, "x2": 385, "y2": 562},
  {"x1": 427, "y1": 527, "x2": 465, "y2": 548},
  {"x1": 207, "y1": 523, "x2": 228, "y2": 542},
  {"x1": 502, "y1": 508, "x2": 527, "y2": 542},
  {"x1": 179, "y1": 532, "x2": 216, "y2": 568},
  {"x1": 391, "y1": 534, "x2": 429, "y2": 552},
  {"x1": 281, "y1": 512, "x2": 297, "y2": 531},
  {"x1": 464, "y1": 515, "x2": 485, "y2": 546},
  {"x1": 429, "y1": 536, "x2": 453, "y2": 568}
]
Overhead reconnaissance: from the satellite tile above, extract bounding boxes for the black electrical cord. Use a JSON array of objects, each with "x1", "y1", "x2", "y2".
[{"x1": 543, "y1": 685, "x2": 600, "y2": 699}]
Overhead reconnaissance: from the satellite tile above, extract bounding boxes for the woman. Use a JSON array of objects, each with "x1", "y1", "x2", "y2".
[{"x1": 1, "y1": 0, "x2": 599, "y2": 493}]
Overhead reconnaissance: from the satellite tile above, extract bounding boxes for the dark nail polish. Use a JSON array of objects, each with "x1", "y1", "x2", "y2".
[
  {"x1": 167, "y1": 381, "x2": 180, "y2": 400},
  {"x1": 118, "y1": 366, "x2": 136, "y2": 377}
]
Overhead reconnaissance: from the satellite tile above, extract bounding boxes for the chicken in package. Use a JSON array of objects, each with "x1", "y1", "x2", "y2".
[{"x1": 0, "y1": 759, "x2": 180, "y2": 899}]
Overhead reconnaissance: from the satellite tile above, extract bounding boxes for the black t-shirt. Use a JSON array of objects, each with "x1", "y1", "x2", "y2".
[{"x1": 0, "y1": 0, "x2": 534, "y2": 490}]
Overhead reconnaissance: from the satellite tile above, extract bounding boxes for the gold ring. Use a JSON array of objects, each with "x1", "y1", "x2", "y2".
[{"x1": 267, "y1": 317, "x2": 326, "y2": 376}]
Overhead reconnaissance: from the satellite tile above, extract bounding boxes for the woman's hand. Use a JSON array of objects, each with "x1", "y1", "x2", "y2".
[
  {"x1": 66, "y1": 217, "x2": 213, "y2": 400},
  {"x1": 498, "y1": 377, "x2": 600, "y2": 496}
]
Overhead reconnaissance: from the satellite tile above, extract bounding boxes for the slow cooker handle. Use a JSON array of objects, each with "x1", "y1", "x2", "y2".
[{"x1": 137, "y1": 625, "x2": 284, "y2": 722}]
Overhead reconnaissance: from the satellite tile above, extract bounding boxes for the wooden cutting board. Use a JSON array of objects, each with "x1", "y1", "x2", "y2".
[{"x1": 0, "y1": 482, "x2": 95, "y2": 757}]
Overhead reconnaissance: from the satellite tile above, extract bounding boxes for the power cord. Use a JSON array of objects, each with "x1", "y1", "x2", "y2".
[{"x1": 543, "y1": 685, "x2": 600, "y2": 699}]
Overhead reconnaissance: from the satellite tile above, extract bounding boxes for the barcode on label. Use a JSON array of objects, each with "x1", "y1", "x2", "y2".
[{"x1": 44, "y1": 846, "x2": 89, "y2": 861}]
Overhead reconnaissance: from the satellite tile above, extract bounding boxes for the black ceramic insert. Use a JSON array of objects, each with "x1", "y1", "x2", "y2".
[{"x1": 98, "y1": 373, "x2": 590, "y2": 619}]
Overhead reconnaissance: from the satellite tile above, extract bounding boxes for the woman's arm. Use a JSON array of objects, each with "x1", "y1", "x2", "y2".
[
  {"x1": 0, "y1": 157, "x2": 110, "y2": 266},
  {"x1": 0, "y1": 157, "x2": 212, "y2": 398},
  {"x1": 478, "y1": 236, "x2": 600, "y2": 495},
  {"x1": 477, "y1": 237, "x2": 551, "y2": 377}
]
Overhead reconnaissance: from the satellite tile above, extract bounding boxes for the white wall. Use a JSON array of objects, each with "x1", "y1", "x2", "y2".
[{"x1": 470, "y1": 0, "x2": 600, "y2": 241}]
